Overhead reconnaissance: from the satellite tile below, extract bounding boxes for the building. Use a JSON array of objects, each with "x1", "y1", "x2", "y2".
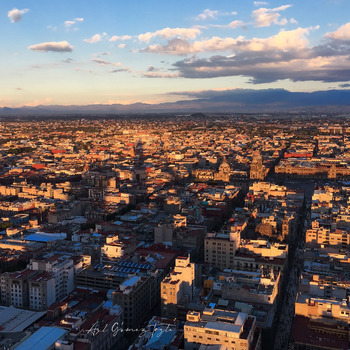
[
  {"x1": 234, "y1": 240, "x2": 288, "y2": 273},
  {"x1": 214, "y1": 158, "x2": 232, "y2": 182},
  {"x1": 204, "y1": 230, "x2": 241, "y2": 270},
  {"x1": 161, "y1": 256, "x2": 195, "y2": 319},
  {"x1": 292, "y1": 315, "x2": 349, "y2": 350},
  {"x1": 219, "y1": 269, "x2": 281, "y2": 307},
  {"x1": 0, "y1": 269, "x2": 56, "y2": 311},
  {"x1": 250, "y1": 151, "x2": 267, "y2": 180},
  {"x1": 28, "y1": 253, "x2": 75, "y2": 301},
  {"x1": 292, "y1": 270, "x2": 350, "y2": 349},
  {"x1": 295, "y1": 295, "x2": 350, "y2": 322},
  {"x1": 15, "y1": 326, "x2": 68, "y2": 350},
  {"x1": 275, "y1": 159, "x2": 350, "y2": 179},
  {"x1": 306, "y1": 221, "x2": 350, "y2": 248},
  {"x1": 184, "y1": 308, "x2": 261, "y2": 350},
  {"x1": 128, "y1": 316, "x2": 183, "y2": 350},
  {"x1": 101, "y1": 234, "x2": 138, "y2": 263},
  {"x1": 112, "y1": 275, "x2": 156, "y2": 329}
]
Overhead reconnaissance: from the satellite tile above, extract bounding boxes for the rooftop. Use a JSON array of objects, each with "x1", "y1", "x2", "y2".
[
  {"x1": 0, "y1": 306, "x2": 46, "y2": 333},
  {"x1": 15, "y1": 327, "x2": 68, "y2": 350}
]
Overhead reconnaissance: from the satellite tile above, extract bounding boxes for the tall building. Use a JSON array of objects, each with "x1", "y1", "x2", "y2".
[
  {"x1": 28, "y1": 253, "x2": 75, "y2": 301},
  {"x1": 161, "y1": 255, "x2": 195, "y2": 319},
  {"x1": 204, "y1": 230, "x2": 241, "y2": 270},
  {"x1": 1, "y1": 269, "x2": 56, "y2": 311},
  {"x1": 112, "y1": 275, "x2": 156, "y2": 329},
  {"x1": 184, "y1": 308, "x2": 261, "y2": 350}
]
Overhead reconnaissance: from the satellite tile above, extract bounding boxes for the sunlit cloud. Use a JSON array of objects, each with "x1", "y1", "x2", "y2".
[
  {"x1": 326, "y1": 22, "x2": 350, "y2": 40},
  {"x1": 252, "y1": 5, "x2": 292, "y2": 27},
  {"x1": 171, "y1": 28, "x2": 350, "y2": 84},
  {"x1": 109, "y1": 35, "x2": 133, "y2": 42},
  {"x1": 28, "y1": 41, "x2": 73, "y2": 52},
  {"x1": 196, "y1": 9, "x2": 219, "y2": 20},
  {"x1": 211, "y1": 20, "x2": 245, "y2": 29},
  {"x1": 195, "y1": 9, "x2": 237, "y2": 21},
  {"x1": 138, "y1": 27, "x2": 201, "y2": 42},
  {"x1": 84, "y1": 33, "x2": 107, "y2": 43},
  {"x1": 141, "y1": 27, "x2": 313, "y2": 55}
]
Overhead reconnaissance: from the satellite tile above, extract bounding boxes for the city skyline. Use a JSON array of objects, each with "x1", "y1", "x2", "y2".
[{"x1": 2, "y1": 0, "x2": 350, "y2": 107}]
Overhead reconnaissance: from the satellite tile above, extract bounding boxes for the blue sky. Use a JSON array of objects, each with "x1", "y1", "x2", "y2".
[{"x1": 1, "y1": 0, "x2": 350, "y2": 107}]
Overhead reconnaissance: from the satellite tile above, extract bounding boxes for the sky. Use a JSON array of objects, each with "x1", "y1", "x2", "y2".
[{"x1": 1, "y1": 0, "x2": 350, "y2": 107}]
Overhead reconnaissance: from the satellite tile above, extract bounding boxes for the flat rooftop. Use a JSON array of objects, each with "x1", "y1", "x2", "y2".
[
  {"x1": 0, "y1": 306, "x2": 46, "y2": 333},
  {"x1": 15, "y1": 326, "x2": 67, "y2": 350}
]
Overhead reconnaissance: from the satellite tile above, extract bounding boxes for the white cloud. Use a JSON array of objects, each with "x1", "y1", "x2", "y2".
[
  {"x1": 243, "y1": 27, "x2": 314, "y2": 51},
  {"x1": 118, "y1": 44, "x2": 126, "y2": 48},
  {"x1": 142, "y1": 27, "x2": 314, "y2": 55},
  {"x1": 109, "y1": 35, "x2": 132, "y2": 42},
  {"x1": 326, "y1": 23, "x2": 350, "y2": 40},
  {"x1": 138, "y1": 27, "x2": 201, "y2": 42},
  {"x1": 65, "y1": 17, "x2": 84, "y2": 27},
  {"x1": 142, "y1": 38, "x2": 195, "y2": 55},
  {"x1": 65, "y1": 20, "x2": 75, "y2": 27},
  {"x1": 8, "y1": 8, "x2": 29, "y2": 23},
  {"x1": 109, "y1": 36, "x2": 120, "y2": 42},
  {"x1": 290, "y1": 18, "x2": 298, "y2": 24},
  {"x1": 252, "y1": 5, "x2": 292, "y2": 27},
  {"x1": 28, "y1": 41, "x2": 73, "y2": 52},
  {"x1": 142, "y1": 36, "x2": 245, "y2": 55},
  {"x1": 196, "y1": 9, "x2": 238, "y2": 21},
  {"x1": 169, "y1": 25, "x2": 350, "y2": 84},
  {"x1": 196, "y1": 9, "x2": 219, "y2": 20},
  {"x1": 212, "y1": 20, "x2": 245, "y2": 29},
  {"x1": 84, "y1": 33, "x2": 106, "y2": 43},
  {"x1": 254, "y1": 1, "x2": 268, "y2": 6},
  {"x1": 229, "y1": 20, "x2": 245, "y2": 28}
]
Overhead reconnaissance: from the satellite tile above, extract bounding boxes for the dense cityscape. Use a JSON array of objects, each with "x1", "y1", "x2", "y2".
[
  {"x1": 3, "y1": 0, "x2": 350, "y2": 348},
  {"x1": 0, "y1": 114, "x2": 348, "y2": 349}
]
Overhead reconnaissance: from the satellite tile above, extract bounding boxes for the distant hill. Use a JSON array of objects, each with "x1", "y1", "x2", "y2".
[{"x1": 1, "y1": 89, "x2": 350, "y2": 116}]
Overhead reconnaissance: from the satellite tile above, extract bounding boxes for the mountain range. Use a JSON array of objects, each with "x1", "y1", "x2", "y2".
[{"x1": 1, "y1": 89, "x2": 350, "y2": 115}]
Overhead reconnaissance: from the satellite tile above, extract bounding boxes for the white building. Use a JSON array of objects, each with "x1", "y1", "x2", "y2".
[{"x1": 28, "y1": 253, "x2": 74, "y2": 301}]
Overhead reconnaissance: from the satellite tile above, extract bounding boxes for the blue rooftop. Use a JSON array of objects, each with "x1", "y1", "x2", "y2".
[
  {"x1": 25, "y1": 233, "x2": 65, "y2": 242},
  {"x1": 15, "y1": 327, "x2": 67, "y2": 350},
  {"x1": 145, "y1": 328, "x2": 176, "y2": 349}
]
